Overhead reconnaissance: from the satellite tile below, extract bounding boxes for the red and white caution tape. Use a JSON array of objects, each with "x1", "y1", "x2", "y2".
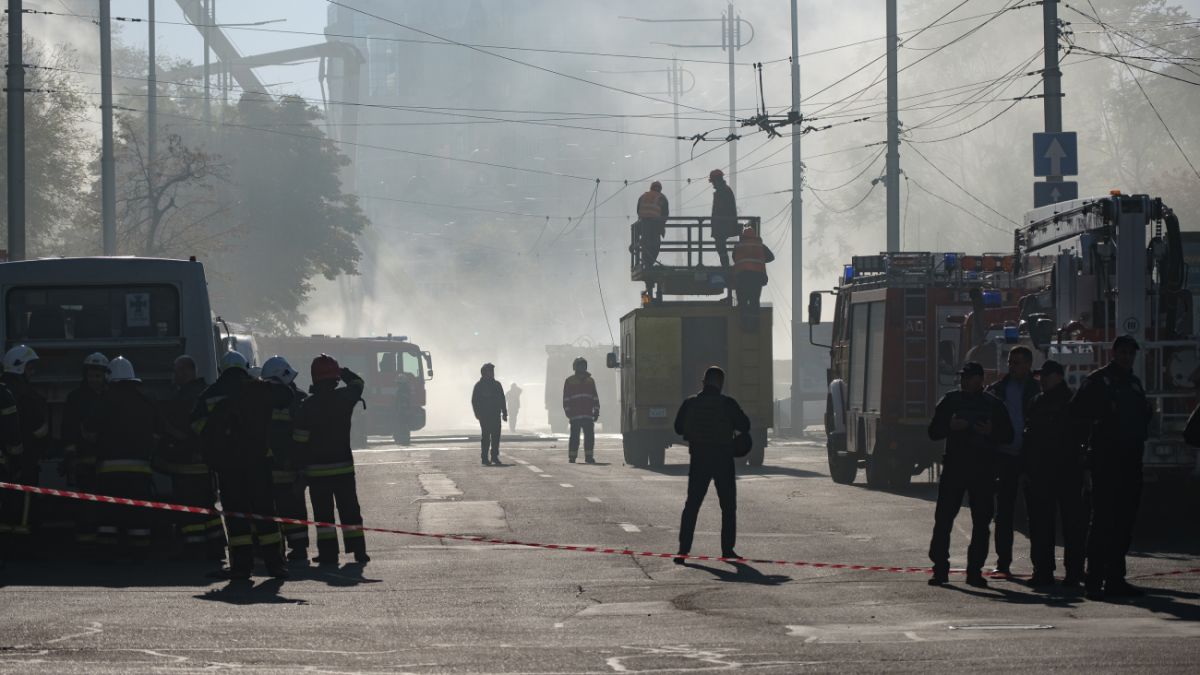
[{"x1": 3, "y1": 481, "x2": 1197, "y2": 578}]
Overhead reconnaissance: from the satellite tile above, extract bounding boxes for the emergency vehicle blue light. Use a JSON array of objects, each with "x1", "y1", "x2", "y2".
[
  {"x1": 1004, "y1": 324, "x2": 1019, "y2": 343},
  {"x1": 982, "y1": 290, "x2": 1002, "y2": 307},
  {"x1": 843, "y1": 265, "x2": 855, "y2": 282},
  {"x1": 943, "y1": 253, "x2": 957, "y2": 271}
]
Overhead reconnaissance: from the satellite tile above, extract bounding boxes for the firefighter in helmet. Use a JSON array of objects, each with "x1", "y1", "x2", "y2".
[
  {"x1": 731, "y1": 225, "x2": 775, "y2": 317},
  {"x1": 635, "y1": 180, "x2": 670, "y2": 270},
  {"x1": 293, "y1": 354, "x2": 369, "y2": 565},
  {"x1": 262, "y1": 355, "x2": 311, "y2": 562},
  {"x1": 162, "y1": 354, "x2": 225, "y2": 562},
  {"x1": 562, "y1": 357, "x2": 600, "y2": 463},
  {"x1": 1, "y1": 345, "x2": 48, "y2": 556},
  {"x1": 60, "y1": 352, "x2": 110, "y2": 553}
]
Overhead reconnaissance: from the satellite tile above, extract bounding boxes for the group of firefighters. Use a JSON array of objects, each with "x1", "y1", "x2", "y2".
[
  {"x1": 634, "y1": 169, "x2": 776, "y2": 311},
  {"x1": 928, "y1": 335, "x2": 1154, "y2": 600},
  {"x1": 0, "y1": 346, "x2": 369, "y2": 580}
]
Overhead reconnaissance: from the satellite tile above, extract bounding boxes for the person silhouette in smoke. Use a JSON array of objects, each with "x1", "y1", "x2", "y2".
[{"x1": 472, "y1": 363, "x2": 507, "y2": 466}]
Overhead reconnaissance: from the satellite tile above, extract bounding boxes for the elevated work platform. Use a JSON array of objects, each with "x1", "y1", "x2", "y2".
[{"x1": 631, "y1": 216, "x2": 761, "y2": 297}]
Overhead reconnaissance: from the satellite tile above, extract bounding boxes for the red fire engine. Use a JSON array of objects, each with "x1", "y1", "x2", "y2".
[{"x1": 808, "y1": 252, "x2": 1021, "y2": 488}]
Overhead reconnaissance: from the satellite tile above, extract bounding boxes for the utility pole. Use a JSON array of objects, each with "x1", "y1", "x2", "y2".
[
  {"x1": 100, "y1": 0, "x2": 117, "y2": 255},
  {"x1": 1042, "y1": 0, "x2": 1063, "y2": 176},
  {"x1": 789, "y1": 0, "x2": 804, "y2": 435},
  {"x1": 670, "y1": 58, "x2": 682, "y2": 211},
  {"x1": 885, "y1": 0, "x2": 900, "y2": 252},
  {"x1": 6, "y1": 0, "x2": 25, "y2": 261},
  {"x1": 202, "y1": 0, "x2": 210, "y2": 124},
  {"x1": 147, "y1": 0, "x2": 156, "y2": 175}
]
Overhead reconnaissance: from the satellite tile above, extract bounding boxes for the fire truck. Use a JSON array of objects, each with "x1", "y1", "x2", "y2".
[
  {"x1": 1009, "y1": 192, "x2": 1198, "y2": 480},
  {"x1": 808, "y1": 252, "x2": 1022, "y2": 488},
  {"x1": 257, "y1": 334, "x2": 433, "y2": 446},
  {"x1": 607, "y1": 216, "x2": 773, "y2": 467}
]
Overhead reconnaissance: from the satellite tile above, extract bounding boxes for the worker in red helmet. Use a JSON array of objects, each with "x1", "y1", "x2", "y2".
[
  {"x1": 634, "y1": 180, "x2": 670, "y2": 273},
  {"x1": 709, "y1": 169, "x2": 739, "y2": 269},
  {"x1": 292, "y1": 355, "x2": 368, "y2": 565},
  {"x1": 732, "y1": 225, "x2": 775, "y2": 325}
]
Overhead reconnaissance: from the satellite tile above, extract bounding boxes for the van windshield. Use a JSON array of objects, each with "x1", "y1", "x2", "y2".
[{"x1": 6, "y1": 285, "x2": 181, "y2": 341}]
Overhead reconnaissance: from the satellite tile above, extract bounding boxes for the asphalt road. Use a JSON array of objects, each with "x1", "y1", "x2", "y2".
[{"x1": 2, "y1": 434, "x2": 1198, "y2": 673}]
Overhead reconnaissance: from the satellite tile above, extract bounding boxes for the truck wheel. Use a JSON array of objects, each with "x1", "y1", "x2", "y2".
[
  {"x1": 828, "y1": 448, "x2": 857, "y2": 484},
  {"x1": 648, "y1": 444, "x2": 666, "y2": 467},
  {"x1": 393, "y1": 428, "x2": 412, "y2": 445},
  {"x1": 622, "y1": 434, "x2": 648, "y2": 466},
  {"x1": 865, "y1": 453, "x2": 892, "y2": 489},
  {"x1": 889, "y1": 461, "x2": 913, "y2": 487}
]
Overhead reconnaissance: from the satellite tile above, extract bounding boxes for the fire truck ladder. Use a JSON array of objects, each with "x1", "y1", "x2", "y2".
[{"x1": 903, "y1": 288, "x2": 929, "y2": 420}]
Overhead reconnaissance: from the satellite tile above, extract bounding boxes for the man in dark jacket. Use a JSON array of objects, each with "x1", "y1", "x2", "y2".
[
  {"x1": 1071, "y1": 335, "x2": 1152, "y2": 600},
  {"x1": 293, "y1": 355, "x2": 368, "y2": 566},
  {"x1": 162, "y1": 355, "x2": 225, "y2": 561},
  {"x1": 983, "y1": 346, "x2": 1040, "y2": 577},
  {"x1": 471, "y1": 363, "x2": 507, "y2": 466},
  {"x1": 1, "y1": 345, "x2": 48, "y2": 556},
  {"x1": 927, "y1": 361, "x2": 1014, "y2": 587},
  {"x1": 83, "y1": 357, "x2": 160, "y2": 558},
  {"x1": 673, "y1": 366, "x2": 751, "y2": 561},
  {"x1": 1022, "y1": 360, "x2": 1086, "y2": 587},
  {"x1": 708, "y1": 169, "x2": 739, "y2": 268}
]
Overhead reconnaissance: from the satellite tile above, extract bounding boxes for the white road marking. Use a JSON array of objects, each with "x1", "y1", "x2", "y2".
[
  {"x1": 587, "y1": 497, "x2": 603, "y2": 503},
  {"x1": 539, "y1": 474, "x2": 553, "y2": 478},
  {"x1": 527, "y1": 465, "x2": 543, "y2": 473},
  {"x1": 560, "y1": 483, "x2": 574, "y2": 488},
  {"x1": 553, "y1": 622, "x2": 565, "y2": 629},
  {"x1": 618, "y1": 523, "x2": 641, "y2": 533}
]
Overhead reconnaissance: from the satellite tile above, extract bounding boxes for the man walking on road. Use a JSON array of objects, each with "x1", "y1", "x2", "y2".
[
  {"x1": 1071, "y1": 335, "x2": 1152, "y2": 600},
  {"x1": 472, "y1": 363, "x2": 507, "y2": 466},
  {"x1": 562, "y1": 357, "x2": 600, "y2": 464},
  {"x1": 984, "y1": 346, "x2": 1039, "y2": 578},
  {"x1": 927, "y1": 361, "x2": 1014, "y2": 588},
  {"x1": 673, "y1": 366, "x2": 751, "y2": 562}
]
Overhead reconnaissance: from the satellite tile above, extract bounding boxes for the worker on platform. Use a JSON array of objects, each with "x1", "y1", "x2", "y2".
[
  {"x1": 983, "y1": 346, "x2": 1039, "y2": 579},
  {"x1": 1070, "y1": 335, "x2": 1152, "y2": 600},
  {"x1": 83, "y1": 357, "x2": 160, "y2": 559},
  {"x1": 1022, "y1": 360, "x2": 1086, "y2": 588},
  {"x1": 708, "y1": 169, "x2": 739, "y2": 268},
  {"x1": 472, "y1": 363, "x2": 507, "y2": 466},
  {"x1": 1, "y1": 346, "x2": 48, "y2": 558},
  {"x1": 673, "y1": 366, "x2": 751, "y2": 562},
  {"x1": 563, "y1": 357, "x2": 600, "y2": 464},
  {"x1": 927, "y1": 361, "x2": 1013, "y2": 588},
  {"x1": 293, "y1": 355, "x2": 369, "y2": 566},
  {"x1": 732, "y1": 226, "x2": 776, "y2": 319},
  {"x1": 635, "y1": 181, "x2": 670, "y2": 270}
]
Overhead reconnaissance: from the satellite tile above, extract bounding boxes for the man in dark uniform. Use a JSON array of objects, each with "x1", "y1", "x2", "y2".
[
  {"x1": 261, "y1": 355, "x2": 310, "y2": 562},
  {"x1": 83, "y1": 357, "x2": 160, "y2": 558},
  {"x1": 1023, "y1": 360, "x2": 1086, "y2": 588},
  {"x1": 60, "y1": 353, "x2": 110, "y2": 554},
  {"x1": 1, "y1": 345, "x2": 48, "y2": 557},
  {"x1": 983, "y1": 346, "x2": 1039, "y2": 578},
  {"x1": 202, "y1": 361, "x2": 290, "y2": 580},
  {"x1": 673, "y1": 366, "x2": 751, "y2": 561},
  {"x1": 471, "y1": 363, "x2": 507, "y2": 466},
  {"x1": 927, "y1": 361, "x2": 1014, "y2": 588},
  {"x1": 0, "y1": 377, "x2": 24, "y2": 561},
  {"x1": 293, "y1": 355, "x2": 368, "y2": 566},
  {"x1": 1071, "y1": 335, "x2": 1152, "y2": 600},
  {"x1": 161, "y1": 355, "x2": 225, "y2": 561},
  {"x1": 708, "y1": 169, "x2": 739, "y2": 268}
]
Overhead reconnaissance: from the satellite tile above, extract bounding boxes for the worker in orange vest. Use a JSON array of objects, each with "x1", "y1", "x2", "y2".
[
  {"x1": 732, "y1": 226, "x2": 775, "y2": 313},
  {"x1": 635, "y1": 181, "x2": 670, "y2": 270}
]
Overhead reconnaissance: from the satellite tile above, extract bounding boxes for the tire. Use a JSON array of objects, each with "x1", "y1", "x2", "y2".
[
  {"x1": 890, "y1": 460, "x2": 913, "y2": 487},
  {"x1": 747, "y1": 441, "x2": 765, "y2": 467},
  {"x1": 828, "y1": 447, "x2": 857, "y2": 484},
  {"x1": 648, "y1": 444, "x2": 666, "y2": 467},
  {"x1": 622, "y1": 434, "x2": 648, "y2": 466},
  {"x1": 865, "y1": 452, "x2": 891, "y2": 489},
  {"x1": 393, "y1": 428, "x2": 412, "y2": 445}
]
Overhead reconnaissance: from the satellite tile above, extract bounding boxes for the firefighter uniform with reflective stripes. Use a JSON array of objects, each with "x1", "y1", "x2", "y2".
[
  {"x1": 562, "y1": 372, "x2": 600, "y2": 462},
  {"x1": 83, "y1": 382, "x2": 161, "y2": 554},
  {"x1": 201, "y1": 373, "x2": 289, "y2": 578},
  {"x1": 62, "y1": 384, "x2": 104, "y2": 549},
  {"x1": 270, "y1": 384, "x2": 310, "y2": 559},
  {"x1": 1, "y1": 372, "x2": 48, "y2": 550},
  {"x1": 162, "y1": 376, "x2": 226, "y2": 560},
  {"x1": 293, "y1": 367, "x2": 367, "y2": 564},
  {"x1": 732, "y1": 228, "x2": 774, "y2": 311},
  {"x1": 0, "y1": 384, "x2": 24, "y2": 550}
]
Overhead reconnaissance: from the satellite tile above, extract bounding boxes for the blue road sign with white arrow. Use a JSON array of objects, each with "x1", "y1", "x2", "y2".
[
  {"x1": 1033, "y1": 132, "x2": 1078, "y2": 177},
  {"x1": 1034, "y1": 181, "x2": 1078, "y2": 207}
]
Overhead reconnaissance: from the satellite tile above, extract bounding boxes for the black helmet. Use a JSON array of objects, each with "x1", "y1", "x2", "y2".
[{"x1": 573, "y1": 357, "x2": 587, "y2": 372}]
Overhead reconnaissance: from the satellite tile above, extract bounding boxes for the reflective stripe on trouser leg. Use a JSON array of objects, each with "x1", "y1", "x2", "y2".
[{"x1": 273, "y1": 483, "x2": 310, "y2": 550}]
